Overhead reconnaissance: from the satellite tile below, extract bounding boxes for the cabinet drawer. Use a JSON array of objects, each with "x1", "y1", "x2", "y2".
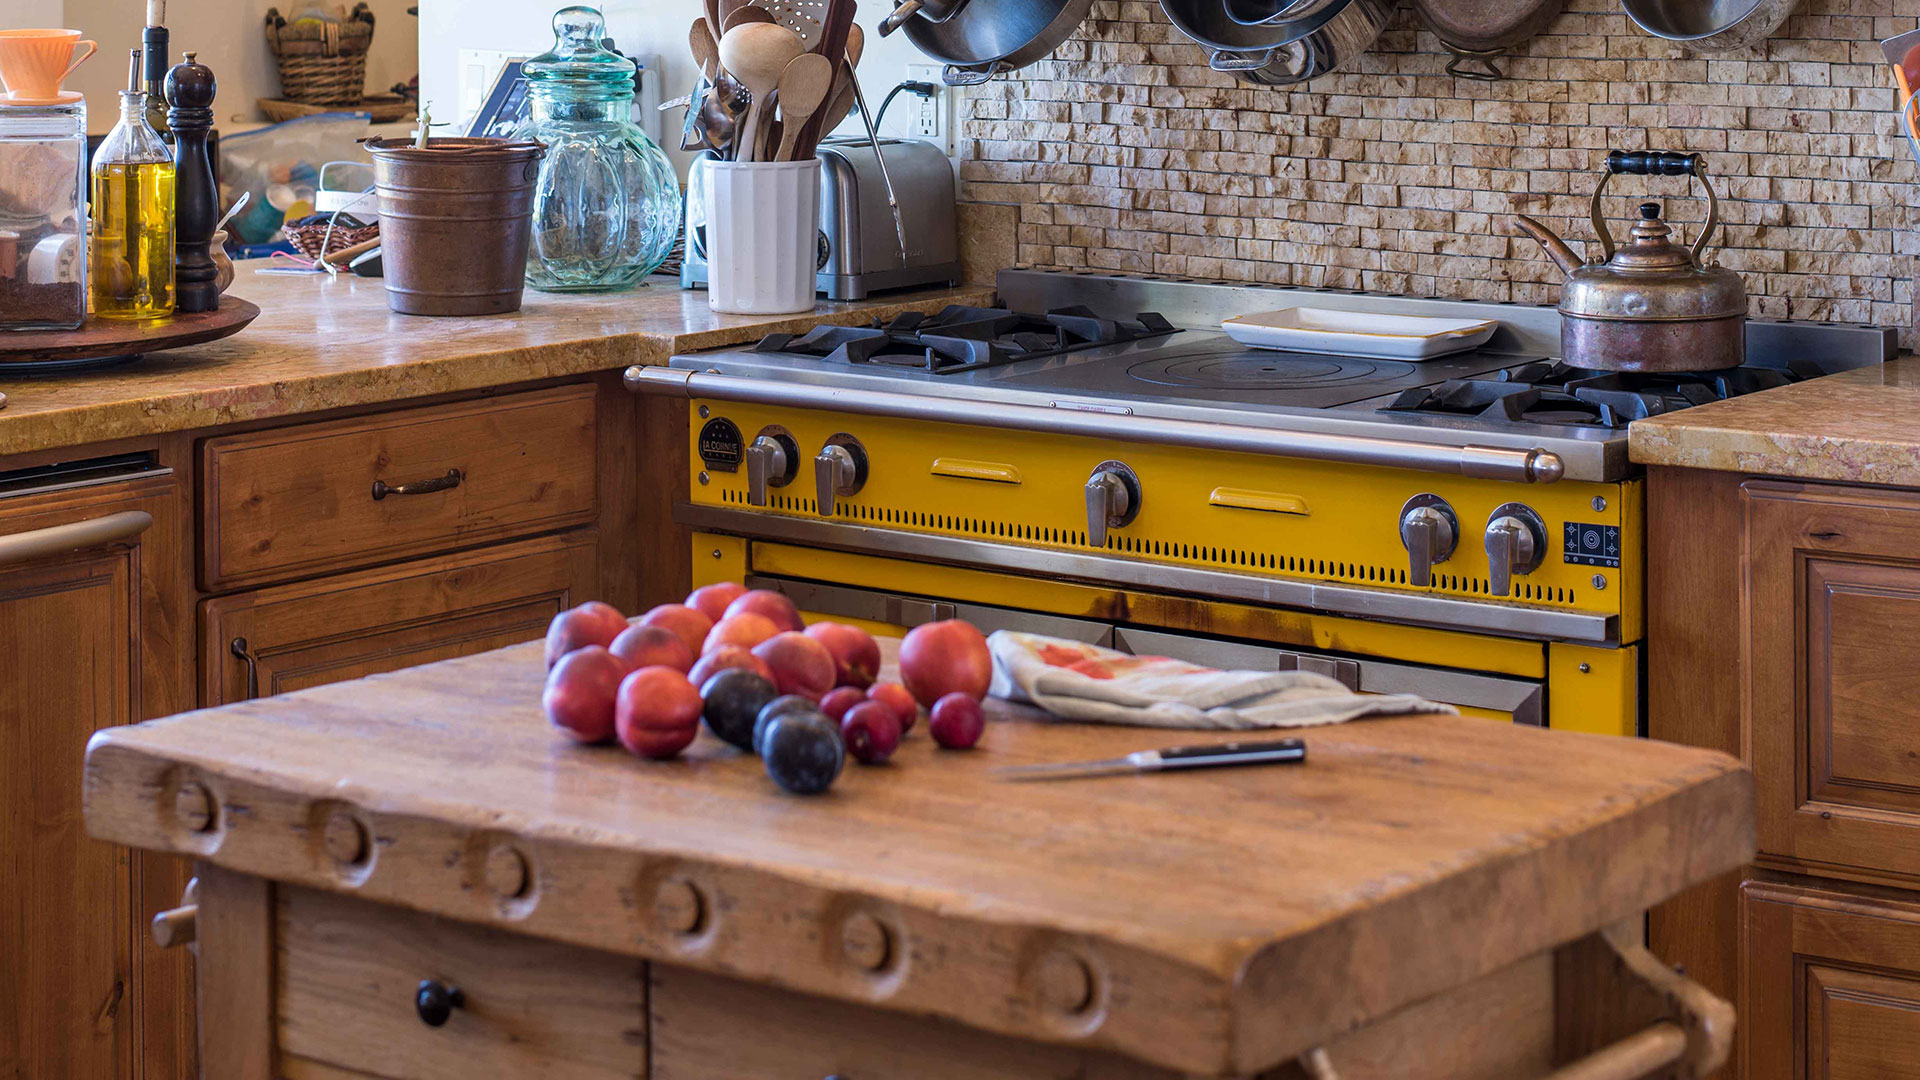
[
  {"x1": 201, "y1": 386, "x2": 597, "y2": 590},
  {"x1": 650, "y1": 966, "x2": 1174, "y2": 1080},
  {"x1": 201, "y1": 531, "x2": 596, "y2": 705},
  {"x1": 275, "y1": 885, "x2": 644, "y2": 1080},
  {"x1": 1747, "y1": 482, "x2": 1920, "y2": 883},
  {"x1": 1742, "y1": 880, "x2": 1920, "y2": 1080}
]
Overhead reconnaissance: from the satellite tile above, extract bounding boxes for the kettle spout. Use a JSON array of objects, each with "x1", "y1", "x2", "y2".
[{"x1": 1513, "y1": 215, "x2": 1585, "y2": 276}]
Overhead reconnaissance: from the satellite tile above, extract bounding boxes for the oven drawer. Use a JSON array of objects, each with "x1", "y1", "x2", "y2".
[
  {"x1": 201, "y1": 386, "x2": 598, "y2": 590},
  {"x1": 1114, "y1": 626, "x2": 1543, "y2": 726},
  {"x1": 748, "y1": 574, "x2": 1114, "y2": 645},
  {"x1": 275, "y1": 885, "x2": 645, "y2": 1079}
]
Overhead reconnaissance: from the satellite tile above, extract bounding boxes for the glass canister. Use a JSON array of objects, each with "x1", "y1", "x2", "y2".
[
  {"x1": 0, "y1": 98, "x2": 87, "y2": 330},
  {"x1": 515, "y1": 6, "x2": 678, "y2": 292}
]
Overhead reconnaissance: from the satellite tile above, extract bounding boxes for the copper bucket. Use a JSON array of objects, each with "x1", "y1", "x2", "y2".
[{"x1": 364, "y1": 136, "x2": 545, "y2": 316}]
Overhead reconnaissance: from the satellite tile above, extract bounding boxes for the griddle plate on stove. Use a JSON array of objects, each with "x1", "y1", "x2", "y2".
[{"x1": 752, "y1": 305, "x2": 1178, "y2": 374}]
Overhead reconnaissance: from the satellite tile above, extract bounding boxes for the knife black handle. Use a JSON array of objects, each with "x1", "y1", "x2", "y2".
[{"x1": 1155, "y1": 737, "x2": 1306, "y2": 768}]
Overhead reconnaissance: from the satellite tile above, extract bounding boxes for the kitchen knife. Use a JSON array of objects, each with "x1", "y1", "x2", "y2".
[{"x1": 990, "y1": 737, "x2": 1306, "y2": 782}]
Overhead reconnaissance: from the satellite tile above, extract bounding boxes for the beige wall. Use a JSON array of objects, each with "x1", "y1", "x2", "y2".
[
  {"x1": 5, "y1": 0, "x2": 418, "y2": 133},
  {"x1": 962, "y1": 0, "x2": 1918, "y2": 341}
]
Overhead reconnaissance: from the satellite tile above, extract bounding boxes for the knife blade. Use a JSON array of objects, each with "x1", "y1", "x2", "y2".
[{"x1": 991, "y1": 737, "x2": 1307, "y2": 782}]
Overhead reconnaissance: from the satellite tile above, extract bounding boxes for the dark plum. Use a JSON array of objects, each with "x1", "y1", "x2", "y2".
[
  {"x1": 699, "y1": 668, "x2": 779, "y2": 752},
  {"x1": 761, "y1": 713, "x2": 845, "y2": 795},
  {"x1": 753, "y1": 694, "x2": 824, "y2": 755}
]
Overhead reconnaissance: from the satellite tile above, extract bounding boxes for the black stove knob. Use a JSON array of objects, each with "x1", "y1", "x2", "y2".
[
  {"x1": 1484, "y1": 504, "x2": 1548, "y2": 597},
  {"x1": 1399, "y1": 496, "x2": 1458, "y2": 588},
  {"x1": 1085, "y1": 462, "x2": 1141, "y2": 548}
]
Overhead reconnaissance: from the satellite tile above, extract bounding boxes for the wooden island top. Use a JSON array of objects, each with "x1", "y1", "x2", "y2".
[{"x1": 84, "y1": 636, "x2": 1754, "y2": 1078}]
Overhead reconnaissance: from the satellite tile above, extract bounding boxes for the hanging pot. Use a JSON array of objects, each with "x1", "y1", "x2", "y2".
[
  {"x1": 1409, "y1": 0, "x2": 1564, "y2": 79},
  {"x1": 1160, "y1": 0, "x2": 1390, "y2": 85},
  {"x1": 900, "y1": 0, "x2": 1095, "y2": 84},
  {"x1": 878, "y1": 0, "x2": 972, "y2": 37}
]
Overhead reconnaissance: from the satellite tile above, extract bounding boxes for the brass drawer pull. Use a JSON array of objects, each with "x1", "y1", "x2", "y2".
[
  {"x1": 371, "y1": 468, "x2": 463, "y2": 501},
  {"x1": 930, "y1": 458, "x2": 1022, "y2": 484},
  {"x1": 229, "y1": 637, "x2": 260, "y2": 700},
  {"x1": 415, "y1": 979, "x2": 465, "y2": 1027},
  {"x1": 0, "y1": 510, "x2": 152, "y2": 566},
  {"x1": 1209, "y1": 487, "x2": 1308, "y2": 516}
]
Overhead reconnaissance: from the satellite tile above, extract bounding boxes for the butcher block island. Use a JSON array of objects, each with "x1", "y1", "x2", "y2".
[{"x1": 83, "y1": 637, "x2": 1754, "y2": 1080}]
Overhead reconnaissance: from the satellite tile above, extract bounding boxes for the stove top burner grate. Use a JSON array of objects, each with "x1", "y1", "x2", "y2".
[
  {"x1": 752, "y1": 305, "x2": 1178, "y2": 373},
  {"x1": 1383, "y1": 358, "x2": 1827, "y2": 429}
]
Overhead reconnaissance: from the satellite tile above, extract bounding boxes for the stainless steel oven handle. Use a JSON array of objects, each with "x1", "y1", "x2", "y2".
[{"x1": 628, "y1": 367, "x2": 1566, "y2": 484}]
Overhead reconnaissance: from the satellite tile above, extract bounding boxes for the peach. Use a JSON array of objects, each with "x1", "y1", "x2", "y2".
[
  {"x1": 804, "y1": 622, "x2": 881, "y2": 688},
  {"x1": 615, "y1": 666, "x2": 703, "y2": 759},
  {"x1": 543, "y1": 645, "x2": 628, "y2": 743},
  {"x1": 689, "y1": 645, "x2": 776, "y2": 688},
  {"x1": 704, "y1": 612, "x2": 780, "y2": 654},
  {"x1": 686, "y1": 581, "x2": 749, "y2": 624},
  {"x1": 751, "y1": 631, "x2": 836, "y2": 701},
  {"x1": 722, "y1": 588, "x2": 804, "y2": 633},
  {"x1": 638, "y1": 603, "x2": 713, "y2": 657},
  {"x1": 610, "y1": 624, "x2": 694, "y2": 674},
  {"x1": 544, "y1": 601, "x2": 628, "y2": 669}
]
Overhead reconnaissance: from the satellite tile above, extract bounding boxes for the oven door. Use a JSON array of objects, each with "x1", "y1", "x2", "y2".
[{"x1": 746, "y1": 574, "x2": 1544, "y2": 726}]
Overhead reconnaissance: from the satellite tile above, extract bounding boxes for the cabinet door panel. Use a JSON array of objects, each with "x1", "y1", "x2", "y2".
[
  {"x1": 1747, "y1": 482, "x2": 1920, "y2": 882},
  {"x1": 0, "y1": 548, "x2": 135, "y2": 1080},
  {"x1": 201, "y1": 532, "x2": 597, "y2": 706},
  {"x1": 1744, "y1": 881, "x2": 1920, "y2": 1080}
]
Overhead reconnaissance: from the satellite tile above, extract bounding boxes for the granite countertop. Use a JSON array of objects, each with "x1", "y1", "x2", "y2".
[
  {"x1": 1630, "y1": 355, "x2": 1920, "y2": 487},
  {"x1": 0, "y1": 266, "x2": 993, "y2": 456}
]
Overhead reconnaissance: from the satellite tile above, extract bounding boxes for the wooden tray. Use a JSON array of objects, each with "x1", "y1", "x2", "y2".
[
  {"x1": 0, "y1": 298, "x2": 260, "y2": 370},
  {"x1": 258, "y1": 95, "x2": 416, "y2": 123}
]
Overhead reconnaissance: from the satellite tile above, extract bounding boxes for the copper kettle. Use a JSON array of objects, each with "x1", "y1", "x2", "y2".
[{"x1": 1515, "y1": 151, "x2": 1747, "y2": 372}]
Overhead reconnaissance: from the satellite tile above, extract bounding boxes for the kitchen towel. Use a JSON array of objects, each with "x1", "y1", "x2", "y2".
[{"x1": 987, "y1": 631, "x2": 1455, "y2": 730}]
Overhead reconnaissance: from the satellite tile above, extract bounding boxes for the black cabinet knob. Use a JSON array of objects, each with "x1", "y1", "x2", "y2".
[{"x1": 415, "y1": 979, "x2": 465, "y2": 1027}]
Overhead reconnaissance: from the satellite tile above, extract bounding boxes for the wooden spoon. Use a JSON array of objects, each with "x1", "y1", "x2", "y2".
[
  {"x1": 845, "y1": 21, "x2": 865, "y2": 66},
  {"x1": 718, "y1": 22, "x2": 805, "y2": 162},
  {"x1": 689, "y1": 18, "x2": 720, "y2": 81},
  {"x1": 773, "y1": 52, "x2": 834, "y2": 161},
  {"x1": 720, "y1": 5, "x2": 776, "y2": 32},
  {"x1": 705, "y1": 0, "x2": 724, "y2": 38}
]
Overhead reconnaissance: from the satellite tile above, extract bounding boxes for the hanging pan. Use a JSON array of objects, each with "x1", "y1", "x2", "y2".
[
  {"x1": 1159, "y1": 0, "x2": 1390, "y2": 85},
  {"x1": 1410, "y1": 0, "x2": 1565, "y2": 79},
  {"x1": 896, "y1": 0, "x2": 1096, "y2": 84}
]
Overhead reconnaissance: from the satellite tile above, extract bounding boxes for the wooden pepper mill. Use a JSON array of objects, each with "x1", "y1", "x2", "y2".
[{"x1": 166, "y1": 51, "x2": 219, "y2": 313}]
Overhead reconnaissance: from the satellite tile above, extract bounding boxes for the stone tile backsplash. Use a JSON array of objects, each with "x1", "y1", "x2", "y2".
[{"x1": 957, "y1": 0, "x2": 1919, "y2": 343}]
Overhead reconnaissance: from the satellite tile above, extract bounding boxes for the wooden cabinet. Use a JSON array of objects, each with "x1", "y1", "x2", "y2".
[
  {"x1": 0, "y1": 458, "x2": 192, "y2": 1080},
  {"x1": 200, "y1": 532, "x2": 597, "y2": 705},
  {"x1": 1650, "y1": 469, "x2": 1920, "y2": 1079},
  {"x1": 1747, "y1": 482, "x2": 1920, "y2": 884},
  {"x1": 1742, "y1": 881, "x2": 1920, "y2": 1080}
]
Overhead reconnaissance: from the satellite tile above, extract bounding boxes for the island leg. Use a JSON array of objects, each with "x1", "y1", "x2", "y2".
[{"x1": 194, "y1": 863, "x2": 274, "y2": 1079}]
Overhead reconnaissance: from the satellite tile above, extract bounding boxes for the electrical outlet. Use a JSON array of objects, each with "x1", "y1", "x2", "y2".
[{"x1": 904, "y1": 65, "x2": 957, "y2": 157}]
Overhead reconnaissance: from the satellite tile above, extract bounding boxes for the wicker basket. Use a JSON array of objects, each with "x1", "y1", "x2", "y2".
[
  {"x1": 285, "y1": 217, "x2": 379, "y2": 260},
  {"x1": 265, "y1": 3, "x2": 375, "y2": 108}
]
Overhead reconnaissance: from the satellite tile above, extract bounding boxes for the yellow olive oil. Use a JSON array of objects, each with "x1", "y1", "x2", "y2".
[{"x1": 90, "y1": 161, "x2": 176, "y2": 320}]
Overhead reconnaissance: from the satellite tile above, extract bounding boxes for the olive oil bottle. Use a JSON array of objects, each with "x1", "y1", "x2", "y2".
[{"x1": 90, "y1": 50, "x2": 175, "y2": 320}]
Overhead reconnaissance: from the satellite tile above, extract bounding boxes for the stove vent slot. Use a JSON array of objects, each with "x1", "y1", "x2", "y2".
[{"x1": 718, "y1": 491, "x2": 1577, "y2": 606}]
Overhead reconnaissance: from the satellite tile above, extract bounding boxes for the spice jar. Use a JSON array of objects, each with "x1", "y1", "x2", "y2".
[
  {"x1": 514, "y1": 6, "x2": 678, "y2": 292},
  {"x1": 0, "y1": 98, "x2": 88, "y2": 330}
]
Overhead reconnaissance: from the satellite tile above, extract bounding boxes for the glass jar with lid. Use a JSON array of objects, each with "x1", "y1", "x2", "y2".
[
  {"x1": 0, "y1": 98, "x2": 88, "y2": 330},
  {"x1": 515, "y1": 6, "x2": 679, "y2": 292}
]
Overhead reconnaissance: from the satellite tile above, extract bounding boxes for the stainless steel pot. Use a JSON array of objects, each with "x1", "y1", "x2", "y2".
[
  {"x1": 1621, "y1": 0, "x2": 1798, "y2": 53},
  {"x1": 902, "y1": 0, "x2": 1095, "y2": 84},
  {"x1": 1159, "y1": 0, "x2": 1390, "y2": 85},
  {"x1": 1514, "y1": 151, "x2": 1748, "y2": 373},
  {"x1": 878, "y1": 0, "x2": 971, "y2": 38}
]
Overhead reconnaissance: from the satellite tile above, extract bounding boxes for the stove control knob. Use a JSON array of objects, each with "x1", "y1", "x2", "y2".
[
  {"x1": 1399, "y1": 495, "x2": 1458, "y2": 588},
  {"x1": 1085, "y1": 461, "x2": 1141, "y2": 548},
  {"x1": 1484, "y1": 503, "x2": 1548, "y2": 597},
  {"x1": 745, "y1": 432, "x2": 797, "y2": 507},
  {"x1": 814, "y1": 436, "x2": 868, "y2": 517}
]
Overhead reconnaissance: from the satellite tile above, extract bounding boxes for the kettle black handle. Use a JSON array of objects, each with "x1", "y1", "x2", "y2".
[
  {"x1": 1587, "y1": 150, "x2": 1719, "y2": 264},
  {"x1": 1605, "y1": 150, "x2": 1702, "y2": 178}
]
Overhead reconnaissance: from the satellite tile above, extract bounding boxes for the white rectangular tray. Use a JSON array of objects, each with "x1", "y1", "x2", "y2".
[{"x1": 1222, "y1": 307, "x2": 1500, "y2": 360}]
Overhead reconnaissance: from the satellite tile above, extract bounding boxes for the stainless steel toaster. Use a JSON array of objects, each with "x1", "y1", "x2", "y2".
[{"x1": 681, "y1": 136, "x2": 961, "y2": 301}]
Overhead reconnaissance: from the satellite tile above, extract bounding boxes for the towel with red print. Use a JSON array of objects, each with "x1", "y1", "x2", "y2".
[{"x1": 986, "y1": 631, "x2": 1454, "y2": 730}]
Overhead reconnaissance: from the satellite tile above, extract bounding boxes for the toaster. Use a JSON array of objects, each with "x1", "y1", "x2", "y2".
[{"x1": 681, "y1": 136, "x2": 961, "y2": 301}]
